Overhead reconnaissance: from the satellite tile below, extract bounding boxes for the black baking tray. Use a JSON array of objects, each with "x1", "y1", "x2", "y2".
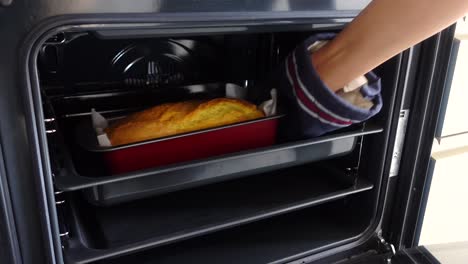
[
  {"x1": 52, "y1": 124, "x2": 382, "y2": 206},
  {"x1": 64, "y1": 164, "x2": 374, "y2": 264},
  {"x1": 53, "y1": 126, "x2": 383, "y2": 205},
  {"x1": 90, "y1": 205, "x2": 369, "y2": 264}
]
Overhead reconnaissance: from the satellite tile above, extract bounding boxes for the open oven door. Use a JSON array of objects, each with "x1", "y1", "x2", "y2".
[
  {"x1": 342, "y1": 20, "x2": 467, "y2": 264},
  {"x1": 305, "y1": 17, "x2": 464, "y2": 264}
]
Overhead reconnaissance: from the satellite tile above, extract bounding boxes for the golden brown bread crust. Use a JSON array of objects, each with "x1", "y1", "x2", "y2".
[{"x1": 105, "y1": 98, "x2": 265, "y2": 146}]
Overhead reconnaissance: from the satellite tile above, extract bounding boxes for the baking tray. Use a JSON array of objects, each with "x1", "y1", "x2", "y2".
[
  {"x1": 52, "y1": 125, "x2": 383, "y2": 206},
  {"x1": 77, "y1": 115, "x2": 282, "y2": 174},
  {"x1": 64, "y1": 164, "x2": 374, "y2": 264}
]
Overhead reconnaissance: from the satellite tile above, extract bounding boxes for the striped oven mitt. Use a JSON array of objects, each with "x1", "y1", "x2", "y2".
[{"x1": 278, "y1": 33, "x2": 383, "y2": 139}]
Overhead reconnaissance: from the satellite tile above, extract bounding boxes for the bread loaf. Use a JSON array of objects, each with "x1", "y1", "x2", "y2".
[{"x1": 105, "y1": 98, "x2": 265, "y2": 146}]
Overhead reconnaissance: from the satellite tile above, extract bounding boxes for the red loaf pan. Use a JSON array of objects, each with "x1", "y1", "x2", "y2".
[{"x1": 78, "y1": 115, "x2": 282, "y2": 174}]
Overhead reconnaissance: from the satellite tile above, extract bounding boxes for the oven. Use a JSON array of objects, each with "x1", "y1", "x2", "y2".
[{"x1": 0, "y1": 1, "x2": 457, "y2": 263}]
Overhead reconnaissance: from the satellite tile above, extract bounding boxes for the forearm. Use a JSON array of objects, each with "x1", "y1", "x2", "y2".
[{"x1": 313, "y1": 0, "x2": 468, "y2": 92}]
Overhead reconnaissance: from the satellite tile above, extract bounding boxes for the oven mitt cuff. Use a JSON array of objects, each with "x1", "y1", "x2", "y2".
[{"x1": 278, "y1": 33, "x2": 383, "y2": 138}]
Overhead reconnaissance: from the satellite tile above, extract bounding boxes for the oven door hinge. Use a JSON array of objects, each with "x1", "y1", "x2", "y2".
[
  {"x1": 375, "y1": 233, "x2": 396, "y2": 263},
  {"x1": 389, "y1": 109, "x2": 410, "y2": 177}
]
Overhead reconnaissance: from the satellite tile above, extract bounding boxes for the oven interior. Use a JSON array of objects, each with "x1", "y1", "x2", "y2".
[{"x1": 37, "y1": 26, "x2": 401, "y2": 264}]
